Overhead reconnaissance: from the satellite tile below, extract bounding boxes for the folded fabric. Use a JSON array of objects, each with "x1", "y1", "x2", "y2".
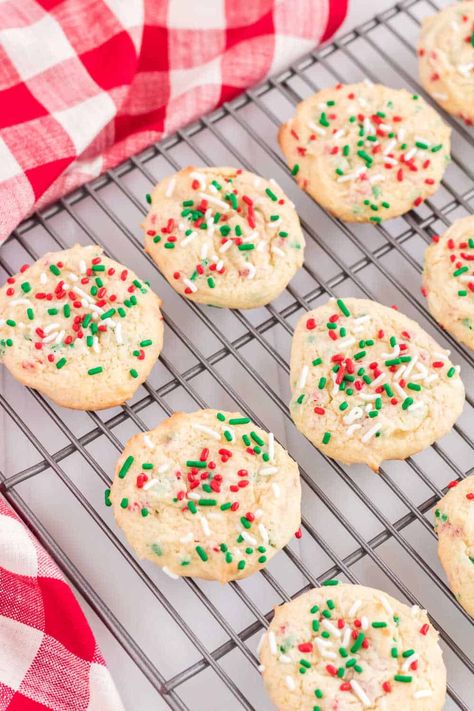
[
  {"x1": 0, "y1": 495, "x2": 124, "y2": 711},
  {"x1": 0, "y1": 0, "x2": 348, "y2": 245}
]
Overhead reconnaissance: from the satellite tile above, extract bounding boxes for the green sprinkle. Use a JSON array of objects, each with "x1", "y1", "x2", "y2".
[
  {"x1": 238, "y1": 560, "x2": 246, "y2": 570},
  {"x1": 351, "y1": 633, "x2": 365, "y2": 653},
  {"x1": 229, "y1": 417, "x2": 251, "y2": 425},
  {"x1": 141, "y1": 508, "x2": 148, "y2": 517},
  {"x1": 27, "y1": 308, "x2": 34, "y2": 320},
  {"x1": 104, "y1": 489, "x2": 111, "y2": 507},
  {"x1": 130, "y1": 368, "x2": 138, "y2": 378},
  {"x1": 118, "y1": 455, "x2": 134, "y2": 479},
  {"x1": 431, "y1": 144, "x2": 442, "y2": 152},
  {"x1": 322, "y1": 432, "x2": 331, "y2": 445},
  {"x1": 322, "y1": 609, "x2": 331, "y2": 619},
  {"x1": 242, "y1": 434, "x2": 251, "y2": 446},
  {"x1": 88, "y1": 366, "x2": 103, "y2": 375},
  {"x1": 91, "y1": 264, "x2": 105, "y2": 272},
  {"x1": 56, "y1": 358, "x2": 67, "y2": 369},
  {"x1": 120, "y1": 497, "x2": 128, "y2": 509},
  {"x1": 291, "y1": 164, "x2": 300, "y2": 176},
  {"x1": 238, "y1": 243, "x2": 254, "y2": 251},
  {"x1": 453, "y1": 266, "x2": 469, "y2": 277},
  {"x1": 140, "y1": 339, "x2": 152, "y2": 347},
  {"x1": 241, "y1": 516, "x2": 252, "y2": 529},
  {"x1": 343, "y1": 145, "x2": 350, "y2": 156},
  {"x1": 188, "y1": 501, "x2": 197, "y2": 514},
  {"x1": 207, "y1": 277, "x2": 215, "y2": 288},
  {"x1": 312, "y1": 620, "x2": 320, "y2": 632},
  {"x1": 339, "y1": 402, "x2": 348, "y2": 411},
  {"x1": 265, "y1": 188, "x2": 278, "y2": 201},
  {"x1": 101, "y1": 308, "x2": 115, "y2": 320},
  {"x1": 319, "y1": 112, "x2": 330, "y2": 127},
  {"x1": 224, "y1": 430, "x2": 233, "y2": 442},
  {"x1": 145, "y1": 193, "x2": 152, "y2": 204},
  {"x1": 216, "y1": 412, "x2": 226, "y2": 421},
  {"x1": 296, "y1": 394, "x2": 305, "y2": 404},
  {"x1": 402, "y1": 649, "x2": 415, "y2": 658},
  {"x1": 186, "y1": 460, "x2": 206, "y2": 468},
  {"x1": 394, "y1": 675, "x2": 412, "y2": 683},
  {"x1": 21, "y1": 281, "x2": 31, "y2": 293},
  {"x1": 164, "y1": 243, "x2": 175, "y2": 249},
  {"x1": 415, "y1": 141, "x2": 429, "y2": 150},
  {"x1": 407, "y1": 383, "x2": 421, "y2": 391},
  {"x1": 310, "y1": 605, "x2": 319, "y2": 614},
  {"x1": 318, "y1": 377, "x2": 327, "y2": 389},
  {"x1": 402, "y1": 397, "x2": 414, "y2": 410},
  {"x1": 391, "y1": 647, "x2": 398, "y2": 658},
  {"x1": 49, "y1": 264, "x2": 60, "y2": 276},
  {"x1": 47, "y1": 308, "x2": 58, "y2": 315},
  {"x1": 447, "y1": 367, "x2": 456, "y2": 378},
  {"x1": 250, "y1": 431, "x2": 264, "y2": 446},
  {"x1": 372, "y1": 621, "x2": 387, "y2": 628},
  {"x1": 322, "y1": 579, "x2": 339, "y2": 586},
  {"x1": 354, "y1": 350, "x2": 366, "y2": 360},
  {"x1": 196, "y1": 546, "x2": 208, "y2": 561},
  {"x1": 312, "y1": 358, "x2": 322, "y2": 366},
  {"x1": 339, "y1": 647, "x2": 348, "y2": 657},
  {"x1": 383, "y1": 384, "x2": 394, "y2": 397},
  {"x1": 198, "y1": 499, "x2": 217, "y2": 506},
  {"x1": 258, "y1": 555, "x2": 267, "y2": 564}
]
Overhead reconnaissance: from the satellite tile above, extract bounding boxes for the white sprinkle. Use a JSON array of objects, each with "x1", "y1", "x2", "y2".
[
  {"x1": 402, "y1": 352, "x2": 418, "y2": 379},
  {"x1": 158, "y1": 463, "x2": 170, "y2": 474},
  {"x1": 433, "y1": 92, "x2": 448, "y2": 101},
  {"x1": 350, "y1": 680, "x2": 371, "y2": 707},
  {"x1": 243, "y1": 230, "x2": 259, "y2": 243},
  {"x1": 308, "y1": 121, "x2": 326, "y2": 136},
  {"x1": 379, "y1": 123, "x2": 392, "y2": 132},
  {"x1": 181, "y1": 231, "x2": 197, "y2": 248},
  {"x1": 268, "y1": 432, "x2": 275, "y2": 462},
  {"x1": 298, "y1": 365, "x2": 309, "y2": 389},
  {"x1": 285, "y1": 676, "x2": 296, "y2": 691},
  {"x1": 241, "y1": 531, "x2": 258, "y2": 546},
  {"x1": 353, "y1": 315, "x2": 370, "y2": 325},
  {"x1": 192, "y1": 423, "x2": 220, "y2": 439},
  {"x1": 216, "y1": 259, "x2": 224, "y2": 271},
  {"x1": 40, "y1": 272, "x2": 48, "y2": 284},
  {"x1": 397, "y1": 128, "x2": 406, "y2": 143},
  {"x1": 180, "y1": 532, "x2": 193, "y2": 544},
  {"x1": 361, "y1": 423, "x2": 381, "y2": 443},
  {"x1": 361, "y1": 615, "x2": 369, "y2": 630},
  {"x1": 144, "y1": 435, "x2": 154, "y2": 449},
  {"x1": 199, "y1": 515, "x2": 211, "y2": 537},
  {"x1": 413, "y1": 690, "x2": 432, "y2": 699},
  {"x1": 268, "y1": 631, "x2": 277, "y2": 655},
  {"x1": 89, "y1": 303, "x2": 104, "y2": 315},
  {"x1": 199, "y1": 192, "x2": 229, "y2": 210},
  {"x1": 458, "y1": 62, "x2": 474, "y2": 77},
  {"x1": 246, "y1": 263, "x2": 257, "y2": 280},
  {"x1": 115, "y1": 322, "x2": 123, "y2": 345},
  {"x1": 320, "y1": 649, "x2": 337, "y2": 659},
  {"x1": 341, "y1": 627, "x2": 352, "y2": 649},
  {"x1": 381, "y1": 344, "x2": 400, "y2": 359},
  {"x1": 272, "y1": 483, "x2": 281, "y2": 498},
  {"x1": 379, "y1": 595, "x2": 393, "y2": 616},
  {"x1": 322, "y1": 619, "x2": 342, "y2": 637},
  {"x1": 369, "y1": 173, "x2": 386, "y2": 184},
  {"x1": 346, "y1": 423, "x2": 362, "y2": 436},
  {"x1": 79, "y1": 260, "x2": 87, "y2": 274},
  {"x1": 182, "y1": 278, "x2": 197, "y2": 293},
  {"x1": 73, "y1": 286, "x2": 92, "y2": 301},
  {"x1": 408, "y1": 401, "x2": 424, "y2": 413},
  {"x1": 459, "y1": 274, "x2": 474, "y2": 282},
  {"x1": 348, "y1": 599, "x2": 362, "y2": 617},
  {"x1": 315, "y1": 636, "x2": 333, "y2": 649},
  {"x1": 44, "y1": 322, "x2": 60, "y2": 334},
  {"x1": 404, "y1": 147, "x2": 417, "y2": 161},
  {"x1": 358, "y1": 393, "x2": 379, "y2": 401},
  {"x1": 333, "y1": 128, "x2": 345, "y2": 139},
  {"x1": 338, "y1": 337, "x2": 356, "y2": 349},
  {"x1": 344, "y1": 406, "x2": 364, "y2": 424},
  {"x1": 188, "y1": 492, "x2": 200, "y2": 500},
  {"x1": 384, "y1": 156, "x2": 398, "y2": 166},
  {"x1": 162, "y1": 566, "x2": 179, "y2": 580},
  {"x1": 254, "y1": 177, "x2": 261, "y2": 189},
  {"x1": 260, "y1": 465, "x2": 279, "y2": 477},
  {"x1": 424, "y1": 373, "x2": 438, "y2": 384},
  {"x1": 92, "y1": 336, "x2": 100, "y2": 353},
  {"x1": 190, "y1": 171, "x2": 206, "y2": 190},
  {"x1": 402, "y1": 653, "x2": 419, "y2": 672},
  {"x1": 370, "y1": 372, "x2": 385, "y2": 388},
  {"x1": 433, "y1": 351, "x2": 450, "y2": 362},
  {"x1": 200, "y1": 243, "x2": 210, "y2": 260},
  {"x1": 258, "y1": 523, "x2": 269, "y2": 544},
  {"x1": 279, "y1": 654, "x2": 292, "y2": 664},
  {"x1": 54, "y1": 329, "x2": 65, "y2": 345},
  {"x1": 271, "y1": 246, "x2": 285, "y2": 257},
  {"x1": 412, "y1": 362, "x2": 428, "y2": 381},
  {"x1": 10, "y1": 299, "x2": 30, "y2": 306},
  {"x1": 165, "y1": 177, "x2": 176, "y2": 197},
  {"x1": 411, "y1": 604, "x2": 420, "y2": 616},
  {"x1": 42, "y1": 332, "x2": 58, "y2": 344},
  {"x1": 219, "y1": 239, "x2": 233, "y2": 253},
  {"x1": 254, "y1": 509, "x2": 263, "y2": 519}
]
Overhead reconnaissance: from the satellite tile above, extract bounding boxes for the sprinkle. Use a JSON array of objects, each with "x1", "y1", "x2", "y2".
[
  {"x1": 56, "y1": 358, "x2": 67, "y2": 369},
  {"x1": 118, "y1": 455, "x2": 134, "y2": 479},
  {"x1": 350, "y1": 680, "x2": 371, "y2": 706},
  {"x1": 195, "y1": 546, "x2": 208, "y2": 561},
  {"x1": 322, "y1": 432, "x2": 331, "y2": 445},
  {"x1": 88, "y1": 366, "x2": 103, "y2": 375},
  {"x1": 394, "y1": 675, "x2": 412, "y2": 683}
]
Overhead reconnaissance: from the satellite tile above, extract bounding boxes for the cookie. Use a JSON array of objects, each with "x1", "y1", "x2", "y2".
[
  {"x1": 143, "y1": 166, "x2": 305, "y2": 309},
  {"x1": 259, "y1": 582, "x2": 446, "y2": 710},
  {"x1": 278, "y1": 82, "x2": 451, "y2": 222},
  {"x1": 0, "y1": 244, "x2": 163, "y2": 410},
  {"x1": 289, "y1": 297, "x2": 464, "y2": 470},
  {"x1": 418, "y1": 2, "x2": 474, "y2": 125},
  {"x1": 109, "y1": 409, "x2": 301, "y2": 582},
  {"x1": 423, "y1": 214, "x2": 474, "y2": 351},
  {"x1": 435, "y1": 475, "x2": 474, "y2": 616}
]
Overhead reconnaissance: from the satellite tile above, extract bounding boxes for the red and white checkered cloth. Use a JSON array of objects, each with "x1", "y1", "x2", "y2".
[
  {"x1": 0, "y1": 497, "x2": 124, "y2": 710},
  {"x1": 0, "y1": 0, "x2": 347, "y2": 246}
]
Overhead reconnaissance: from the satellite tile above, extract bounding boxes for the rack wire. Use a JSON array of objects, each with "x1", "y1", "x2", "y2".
[{"x1": 0, "y1": 0, "x2": 473, "y2": 708}]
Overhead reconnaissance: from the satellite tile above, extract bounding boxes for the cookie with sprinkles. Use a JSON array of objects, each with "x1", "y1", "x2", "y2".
[
  {"x1": 423, "y1": 214, "x2": 474, "y2": 351},
  {"x1": 259, "y1": 582, "x2": 446, "y2": 710},
  {"x1": 143, "y1": 166, "x2": 305, "y2": 308},
  {"x1": 435, "y1": 475, "x2": 474, "y2": 616},
  {"x1": 278, "y1": 82, "x2": 451, "y2": 222},
  {"x1": 290, "y1": 297, "x2": 464, "y2": 471},
  {"x1": 109, "y1": 410, "x2": 301, "y2": 582},
  {"x1": 0, "y1": 244, "x2": 163, "y2": 410},
  {"x1": 418, "y1": 1, "x2": 474, "y2": 124}
]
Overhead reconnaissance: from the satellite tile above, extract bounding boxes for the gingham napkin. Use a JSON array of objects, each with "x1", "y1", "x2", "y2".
[
  {"x1": 0, "y1": 496, "x2": 124, "y2": 711},
  {"x1": 0, "y1": 0, "x2": 347, "y2": 245}
]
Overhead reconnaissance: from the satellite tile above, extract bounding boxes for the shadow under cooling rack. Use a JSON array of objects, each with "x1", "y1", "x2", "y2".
[{"x1": 0, "y1": 0, "x2": 473, "y2": 709}]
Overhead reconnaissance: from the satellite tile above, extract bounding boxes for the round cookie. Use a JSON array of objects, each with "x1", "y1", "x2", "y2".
[
  {"x1": 290, "y1": 297, "x2": 465, "y2": 471},
  {"x1": 435, "y1": 475, "x2": 474, "y2": 616},
  {"x1": 423, "y1": 214, "x2": 474, "y2": 351},
  {"x1": 278, "y1": 82, "x2": 451, "y2": 222},
  {"x1": 143, "y1": 166, "x2": 305, "y2": 309},
  {"x1": 0, "y1": 244, "x2": 163, "y2": 410},
  {"x1": 259, "y1": 583, "x2": 446, "y2": 710},
  {"x1": 109, "y1": 409, "x2": 301, "y2": 582},
  {"x1": 418, "y1": 2, "x2": 474, "y2": 124}
]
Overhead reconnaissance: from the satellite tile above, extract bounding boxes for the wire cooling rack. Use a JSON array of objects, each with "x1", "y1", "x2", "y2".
[{"x1": 1, "y1": 0, "x2": 473, "y2": 709}]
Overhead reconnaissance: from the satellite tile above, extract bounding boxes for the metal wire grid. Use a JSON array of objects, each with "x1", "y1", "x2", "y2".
[{"x1": 0, "y1": 0, "x2": 473, "y2": 708}]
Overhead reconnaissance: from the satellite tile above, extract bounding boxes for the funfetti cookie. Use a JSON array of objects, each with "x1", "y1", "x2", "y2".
[
  {"x1": 143, "y1": 166, "x2": 305, "y2": 309},
  {"x1": 423, "y1": 214, "x2": 474, "y2": 351},
  {"x1": 279, "y1": 82, "x2": 451, "y2": 222},
  {"x1": 259, "y1": 583, "x2": 446, "y2": 710},
  {"x1": 109, "y1": 409, "x2": 301, "y2": 582},
  {"x1": 418, "y1": 2, "x2": 474, "y2": 124},
  {"x1": 0, "y1": 244, "x2": 163, "y2": 410},
  {"x1": 289, "y1": 297, "x2": 465, "y2": 471},
  {"x1": 435, "y1": 475, "x2": 474, "y2": 616}
]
